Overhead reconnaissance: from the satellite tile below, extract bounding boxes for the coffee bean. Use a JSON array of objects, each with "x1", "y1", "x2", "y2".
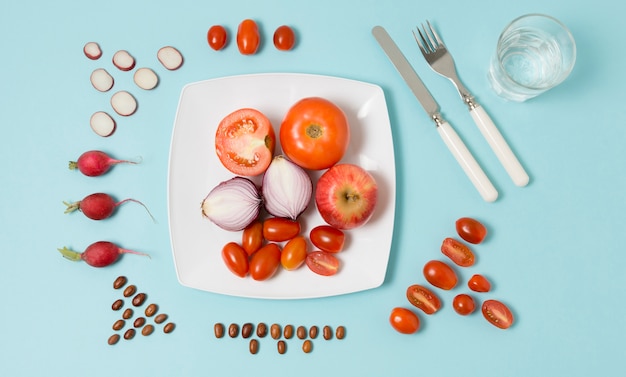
[
  {"x1": 132, "y1": 293, "x2": 146, "y2": 307},
  {"x1": 163, "y1": 322, "x2": 175, "y2": 334},
  {"x1": 270, "y1": 323, "x2": 281, "y2": 340},
  {"x1": 283, "y1": 324, "x2": 294, "y2": 339},
  {"x1": 123, "y1": 284, "x2": 136, "y2": 297},
  {"x1": 336, "y1": 326, "x2": 346, "y2": 339},
  {"x1": 124, "y1": 328, "x2": 136, "y2": 340},
  {"x1": 122, "y1": 308, "x2": 133, "y2": 320},
  {"x1": 249, "y1": 339, "x2": 259, "y2": 355},
  {"x1": 297, "y1": 325, "x2": 307, "y2": 339},
  {"x1": 214, "y1": 323, "x2": 225, "y2": 338},
  {"x1": 111, "y1": 299, "x2": 124, "y2": 311},
  {"x1": 154, "y1": 313, "x2": 168, "y2": 324},
  {"x1": 108, "y1": 334, "x2": 120, "y2": 345},
  {"x1": 256, "y1": 322, "x2": 267, "y2": 338},
  {"x1": 242, "y1": 323, "x2": 253, "y2": 339},
  {"x1": 277, "y1": 340, "x2": 287, "y2": 354},
  {"x1": 142, "y1": 324, "x2": 154, "y2": 336},
  {"x1": 309, "y1": 325, "x2": 319, "y2": 339},
  {"x1": 113, "y1": 276, "x2": 127, "y2": 290},
  {"x1": 144, "y1": 303, "x2": 158, "y2": 317},
  {"x1": 228, "y1": 323, "x2": 239, "y2": 338},
  {"x1": 323, "y1": 325, "x2": 332, "y2": 340},
  {"x1": 133, "y1": 317, "x2": 146, "y2": 328},
  {"x1": 302, "y1": 339, "x2": 313, "y2": 353},
  {"x1": 112, "y1": 319, "x2": 125, "y2": 331}
]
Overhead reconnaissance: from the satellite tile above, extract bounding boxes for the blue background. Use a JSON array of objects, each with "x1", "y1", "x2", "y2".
[{"x1": 1, "y1": 0, "x2": 624, "y2": 376}]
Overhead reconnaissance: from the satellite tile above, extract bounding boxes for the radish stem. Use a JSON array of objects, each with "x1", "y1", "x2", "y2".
[{"x1": 57, "y1": 247, "x2": 82, "y2": 262}]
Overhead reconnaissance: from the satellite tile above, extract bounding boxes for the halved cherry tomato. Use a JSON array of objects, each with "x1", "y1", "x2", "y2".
[
  {"x1": 389, "y1": 307, "x2": 420, "y2": 334},
  {"x1": 423, "y1": 260, "x2": 458, "y2": 290},
  {"x1": 249, "y1": 243, "x2": 281, "y2": 281},
  {"x1": 406, "y1": 284, "x2": 441, "y2": 315},
  {"x1": 456, "y1": 217, "x2": 487, "y2": 244},
  {"x1": 441, "y1": 237, "x2": 475, "y2": 267},
  {"x1": 221, "y1": 242, "x2": 249, "y2": 278},
  {"x1": 281, "y1": 235, "x2": 307, "y2": 270},
  {"x1": 263, "y1": 217, "x2": 300, "y2": 242},
  {"x1": 242, "y1": 221, "x2": 263, "y2": 256},
  {"x1": 482, "y1": 299, "x2": 514, "y2": 329},
  {"x1": 305, "y1": 251, "x2": 339, "y2": 276},
  {"x1": 215, "y1": 108, "x2": 275, "y2": 176},
  {"x1": 279, "y1": 97, "x2": 350, "y2": 170},
  {"x1": 453, "y1": 294, "x2": 476, "y2": 315},
  {"x1": 236, "y1": 19, "x2": 260, "y2": 55},
  {"x1": 273, "y1": 25, "x2": 295, "y2": 51},
  {"x1": 468, "y1": 274, "x2": 492, "y2": 292},
  {"x1": 310, "y1": 225, "x2": 345, "y2": 253},
  {"x1": 207, "y1": 25, "x2": 227, "y2": 50}
]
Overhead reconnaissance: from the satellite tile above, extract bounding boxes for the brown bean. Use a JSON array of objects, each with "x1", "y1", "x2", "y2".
[
  {"x1": 133, "y1": 317, "x2": 146, "y2": 328},
  {"x1": 113, "y1": 276, "x2": 127, "y2": 289},
  {"x1": 214, "y1": 323, "x2": 225, "y2": 338},
  {"x1": 163, "y1": 322, "x2": 175, "y2": 334},
  {"x1": 132, "y1": 293, "x2": 146, "y2": 307},
  {"x1": 111, "y1": 299, "x2": 124, "y2": 311},
  {"x1": 144, "y1": 303, "x2": 158, "y2": 317},
  {"x1": 270, "y1": 323, "x2": 281, "y2": 339},
  {"x1": 123, "y1": 284, "x2": 136, "y2": 297},
  {"x1": 336, "y1": 326, "x2": 346, "y2": 339},
  {"x1": 297, "y1": 325, "x2": 307, "y2": 339},
  {"x1": 302, "y1": 339, "x2": 313, "y2": 353},
  {"x1": 241, "y1": 323, "x2": 253, "y2": 338},
  {"x1": 142, "y1": 324, "x2": 154, "y2": 336},
  {"x1": 256, "y1": 322, "x2": 267, "y2": 338},
  {"x1": 112, "y1": 319, "x2": 125, "y2": 331},
  {"x1": 323, "y1": 325, "x2": 333, "y2": 340},
  {"x1": 249, "y1": 339, "x2": 259, "y2": 355},
  {"x1": 228, "y1": 323, "x2": 239, "y2": 338},
  {"x1": 108, "y1": 333, "x2": 120, "y2": 345},
  {"x1": 154, "y1": 313, "x2": 168, "y2": 324},
  {"x1": 309, "y1": 325, "x2": 319, "y2": 339},
  {"x1": 122, "y1": 308, "x2": 133, "y2": 320},
  {"x1": 283, "y1": 324, "x2": 294, "y2": 339},
  {"x1": 277, "y1": 340, "x2": 287, "y2": 354},
  {"x1": 124, "y1": 328, "x2": 136, "y2": 340}
]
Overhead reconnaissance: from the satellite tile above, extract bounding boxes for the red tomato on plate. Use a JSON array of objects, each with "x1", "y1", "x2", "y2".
[
  {"x1": 215, "y1": 108, "x2": 275, "y2": 176},
  {"x1": 262, "y1": 218, "x2": 300, "y2": 242},
  {"x1": 221, "y1": 242, "x2": 249, "y2": 278},
  {"x1": 305, "y1": 251, "x2": 339, "y2": 276},
  {"x1": 236, "y1": 19, "x2": 260, "y2": 55},
  {"x1": 389, "y1": 307, "x2": 420, "y2": 334},
  {"x1": 281, "y1": 235, "x2": 307, "y2": 270},
  {"x1": 241, "y1": 221, "x2": 263, "y2": 256},
  {"x1": 310, "y1": 225, "x2": 345, "y2": 253},
  {"x1": 249, "y1": 243, "x2": 281, "y2": 281}
]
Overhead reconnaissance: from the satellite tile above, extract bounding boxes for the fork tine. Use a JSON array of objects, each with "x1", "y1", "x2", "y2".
[
  {"x1": 417, "y1": 27, "x2": 433, "y2": 53},
  {"x1": 412, "y1": 30, "x2": 428, "y2": 55},
  {"x1": 421, "y1": 23, "x2": 438, "y2": 51},
  {"x1": 426, "y1": 20, "x2": 444, "y2": 46}
]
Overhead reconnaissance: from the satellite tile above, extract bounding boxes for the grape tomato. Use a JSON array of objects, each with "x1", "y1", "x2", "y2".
[
  {"x1": 310, "y1": 225, "x2": 345, "y2": 253},
  {"x1": 468, "y1": 274, "x2": 492, "y2": 292},
  {"x1": 456, "y1": 217, "x2": 487, "y2": 244},
  {"x1": 423, "y1": 260, "x2": 458, "y2": 290},
  {"x1": 242, "y1": 221, "x2": 263, "y2": 255},
  {"x1": 389, "y1": 307, "x2": 420, "y2": 334},
  {"x1": 452, "y1": 294, "x2": 476, "y2": 315},
  {"x1": 207, "y1": 25, "x2": 227, "y2": 50},
  {"x1": 221, "y1": 242, "x2": 249, "y2": 278},
  {"x1": 236, "y1": 19, "x2": 260, "y2": 55},
  {"x1": 249, "y1": 243, "x2": 281, "y2": 281},
  {"x1": 262, "y1": 218, "x2": 301, "y2": 242},
  {"x1": 281, "y1": 236, "x2": 307, "y2": 270},
  {"x1": 273, "y1": 25, "x2": 295, "y2": 51}
]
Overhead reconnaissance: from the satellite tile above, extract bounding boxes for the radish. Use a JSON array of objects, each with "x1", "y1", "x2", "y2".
[
  {"x1": 64, "y1": 192, "x2": 155, "y2": 221},
  {"x1": 112, "y1": 50, "x2": 135, "y2": 71},
  {"x1": 90, "y1": 68, "x2": 114, "y2": 92},
  {"x1": 83, "y1": 42, "x2": 102, "y2": 60},
  {"x1": 90, "y1": 111, "x2": 116, "y2": 137},
  {"x1": 69, "y1": 150, "x2": 139, "y2": 177},
  {"x1": 157, "y1": 46, "x2": 183, "y2": 70},
  {"x1": 133, "y1": 67, "x2": 159, "y2": 90},
  {"x1": 57, "y1": 241, "x2": 149, "y2": 268},
  {"x1": 110, "y1": 91, "x2": 137, "y2": 116}
]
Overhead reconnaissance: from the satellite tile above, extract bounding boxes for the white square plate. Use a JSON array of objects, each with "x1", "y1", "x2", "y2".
[{"x1": 168, "y1": 73, "x2": 395, "y2": 299}]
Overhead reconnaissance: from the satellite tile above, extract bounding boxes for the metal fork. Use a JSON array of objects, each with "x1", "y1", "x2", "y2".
[{"x1": 414, "y1": 21, "x2": 529, "y2": 187}]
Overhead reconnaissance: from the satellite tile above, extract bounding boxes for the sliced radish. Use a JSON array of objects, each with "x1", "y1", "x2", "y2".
[
  {"x1": 112, "y1": 50, "x2": 135, "y2": 71},
  {"x1": 157, "y1": 46, "x2": 183, "y2": 70},
  {"x1": 83, "y1": 42, "x2": 102, "y2": 60},
  {"x1": 110, "y1": 91, "x2": 137, "y2": 116},
  {"x1": 90, "y1": 68, "x2": 114, "y2": 92},
  {"x1": 90, "y1": 111, "x2": 116, "y2": 137},
  {"x1": 133, "y1": 67, "x2": 159, "y2": 90}
]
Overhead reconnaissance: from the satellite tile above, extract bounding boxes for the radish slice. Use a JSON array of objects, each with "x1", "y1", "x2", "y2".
[
  {"x1": 90, "y1": 68, "x2": 114, "y2": 92},
  {"x1": 90, "y1": 111, "x2": 116, "y2": 137},
  {"x1": 110, "y1": 91, "x2": 137, "y2": 116},
  {"x1": 157, "y1": 46, "x2": 183, "y2": 70},
  {"x1": 83, "y1": 42, "x2": 102, "y2": 60},
  {"x1": 112, "y1": 50, "x2": 135, "y2": 71},
  {"x1": 133, "y1": 68, "x2": 159, "y2": 90}
]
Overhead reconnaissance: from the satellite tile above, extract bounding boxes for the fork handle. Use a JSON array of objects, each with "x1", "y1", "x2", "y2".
[
  {"x1": 470, "y1": 105, "x2": 530, "y2": 187},
  {"x1": 437, "y1": 121, "x2": 498, "y2": 202}
]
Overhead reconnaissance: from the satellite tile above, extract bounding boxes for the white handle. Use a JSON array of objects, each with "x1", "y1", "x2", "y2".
[
  {"x1": 437, "y1": 121, "x2": 498, "y2": 202},
  {"x1": 470, "y1": 106, "x2": 529, "y2": 187}
]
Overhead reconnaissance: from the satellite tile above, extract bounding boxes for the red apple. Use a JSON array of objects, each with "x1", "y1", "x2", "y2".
[{"x1": 315, "y1": 164, "x2": 378, "y2": 230}]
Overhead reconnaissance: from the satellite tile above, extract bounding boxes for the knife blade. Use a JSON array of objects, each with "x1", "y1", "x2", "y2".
[{"x1": 372, "y1": 25, "x2": 498, "y2": 202}]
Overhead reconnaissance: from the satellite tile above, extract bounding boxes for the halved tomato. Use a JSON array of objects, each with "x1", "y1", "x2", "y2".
[
  {"x1": 441, "y1": 237, "x2": 475, "y2": 267},
  {"x1": 305, "y1": 251, "x2": 339, "y2": 276},
  {"x1": 215, "y1": 108, "x2": 275, "y2": 176},
  {"x1": 482, "y1": 299, "x2": 514, "y2": 329},
  {"x1": 406, "y1": 284, "x2": 442, "y2": 315}
]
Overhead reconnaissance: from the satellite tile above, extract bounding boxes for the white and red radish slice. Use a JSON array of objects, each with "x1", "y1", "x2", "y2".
[
  {"x1": 110, "y1": 91, "x2": 137, "y2": 116},
  {"x1": 90, "y1": 111, "x2": 116, "y2": 137},
  {"x1": 90, "y1": 68, "x2": 114, "y2": 92},
  {"x1": 157, "y1": 46, "x2": 183, "y2": 70},
  {"x1": 133, "y1": 67, "x2": 159, "y2": 90},
  {"x1": 112, "y1": 50, "x2": 136, "y2": 71},
  {"x1": 83, "y1": 42, "x2": 102, "y2": 60}
]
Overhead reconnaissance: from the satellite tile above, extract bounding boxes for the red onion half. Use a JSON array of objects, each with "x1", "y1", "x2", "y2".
[
  {"x1": 201, "y1": 177, "x2": 262, "y2": 231},
  {"x1": 262, "y1": 155, "x2": 313, "y2": 220}
]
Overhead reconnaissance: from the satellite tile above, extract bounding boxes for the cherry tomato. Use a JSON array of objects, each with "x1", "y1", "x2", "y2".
[
  {"x1": 249, "y1": 243, "x2": 281, "y2": 281},
  {"x1": 406, "y1": 284, "x2": 441, "y2": 315},
  {"x1": 468, "y1": 274, "x2": 492, "y2": 292},
  {"x1": 262, "y1": 217, "x2": 300, "y2": 242},
  {"x1": 221, "y1": 242, "x2": 249, "y2": 278},
  {"x1": 441, "y1": 237, "x2": 475, "y2": 267},
  {"x1": 281, "y1": 235, "x2": 307, "y2": 270},
  {"x1": 456, "y1": 217, "x2": 487, "y2": 244},
  {"x1": 423, "y1": 260, "x2": 458, "y2": 290},
  {"x1": 453, "y1": 294, "x2": 476, "y2": 315},
  {"x1": 236, "y1": 19, "x2": 260, "y2": 55},
  {"x1": 309, "y1": 225, "x2": 345, "y2": 253},
  {"x1": 279, "y1": 97, "x2": 350, "y2": 170},
  {"x1": 305, "y1": 251, "x2": 339, "y2": 276},
  {"x1": 273, "y1": 25, "x2": 295, "y2": 51},
  {"x1": 215, "y1": 108, "x2": 276, "y2": 176},
  {"x1": 482, "y1": 299, "x2": 514, "y2": 329},
  {"x1": 207, "y1": 25, "x2": 227, "y2": 50},
  {"x1": 389, "y1": 307, "x2": 420, "y2": 334},
  {"x1": 242, "y1": 221, "x2": 263, "y2": 256}
]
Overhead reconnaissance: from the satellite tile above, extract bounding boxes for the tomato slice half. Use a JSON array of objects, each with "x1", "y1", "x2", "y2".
[
  {"x1": 406, "y1": 284, "x2": 442, "y2": 315},
  {"x1": 482, "y1": 299, "x2": 514, "y2": 329},
  {"x1": 215, "y1": 108, "x2": 275, "y2": 176},
  {"x1": 306, "y1": 251, "x2": 339, "y2": 276}
]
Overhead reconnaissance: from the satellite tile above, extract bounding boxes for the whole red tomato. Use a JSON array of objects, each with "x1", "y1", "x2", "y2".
[
  {"x1": 423, "y1": 260, "x2": 458, "y2": 290},
  {"x1": 456, "y1": 217, "x2": 487, "y2": 244},
  {"x1": 310, "y1": 225, "x2": 345, "y2": 253},
  {"x1": 241, "y1": 221, "x2": 263, "y2": 256},
  {"x1": 221, "y1": 242, "x2": 249, "y2": 278},
  {"x1": 262, "y1": 218, "x2": 300, "y2": 242},
  {"x1": 237, "y1": 19, "x2": 260, "y2": 55},
  {"x1": 207, "y1": 25, "x2": 227, "y2": 50},
  {"x1": 273, "y1": 25, "x2": 295, "y2": 51},
  {"x1": 249, "y1": 243, "x2": 281, "y2": 281},
  {"x1": 453, "y1": 294, "x2": 476, "y2": 315},
  {"x1": 281, "y1": 235, "x2": 307, "y2": 270},
  {"x1": 279, "y1": 97, "x2": 350, "y2": 170},
  {"x1": 389, "y1": 307, "x2": 420, "y2": 334},
  {"x1": 468, "y1": 274, "x2": 492, "y2": 292}
]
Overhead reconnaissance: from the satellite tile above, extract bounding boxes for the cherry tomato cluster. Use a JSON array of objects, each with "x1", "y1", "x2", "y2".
[
  {"x1": 221, "y1": 218, "x2": 346, "y2": 280},
  {"x1": 207, "y1": 20, "x2": 296, "y2": 54},
  {"x1": 389, "y1": 217, "x2": 515, "y2": 334}
]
